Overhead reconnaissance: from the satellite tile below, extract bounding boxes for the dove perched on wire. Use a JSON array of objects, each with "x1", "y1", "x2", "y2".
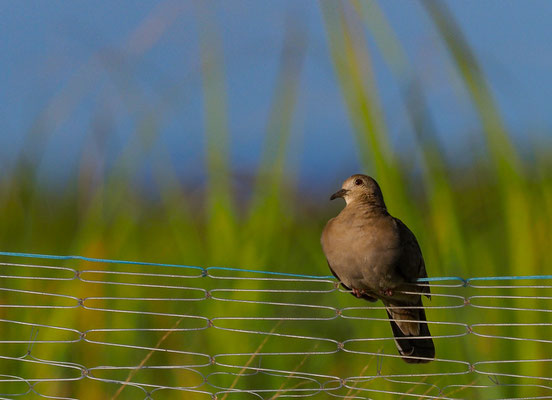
[{"x1": 321, "y1": 174, "x2": 435, "y2": 363}]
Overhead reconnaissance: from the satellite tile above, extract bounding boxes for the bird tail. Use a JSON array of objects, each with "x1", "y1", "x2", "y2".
[{"x1": 385, "y1": 301, "x2": 435, "y2": 364}]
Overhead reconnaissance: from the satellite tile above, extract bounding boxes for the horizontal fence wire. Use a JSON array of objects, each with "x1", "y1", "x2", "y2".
[{"x1": 0, "y1": 251, "x2": 551, "y2": 399}]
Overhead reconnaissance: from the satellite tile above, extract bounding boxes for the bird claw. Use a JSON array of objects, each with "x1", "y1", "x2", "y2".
[
  {"x1": 352, "y1": 288, "x2": 366, "y2": 298},
  {"x1": 382, "y1": 288, "x2": 393, "y2": 297}
]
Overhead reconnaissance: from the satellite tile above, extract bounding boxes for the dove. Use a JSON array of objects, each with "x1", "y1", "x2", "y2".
[{"x1": 321, "y1": 174, "x2": 435, "y2": 363}]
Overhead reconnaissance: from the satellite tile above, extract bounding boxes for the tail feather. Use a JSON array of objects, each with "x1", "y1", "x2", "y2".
[{"x1": 385, "y1": 304, "x2": 435, "y2": 364}]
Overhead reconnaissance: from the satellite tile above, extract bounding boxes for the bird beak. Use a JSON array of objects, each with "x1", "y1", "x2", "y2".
[{"x1": 330, "y1": 189, "x2": 348, "y2": 201}]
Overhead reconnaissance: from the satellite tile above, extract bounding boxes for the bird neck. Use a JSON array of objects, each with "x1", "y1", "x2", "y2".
[{"x1": 347, "y1": 196, "x2": 388, "y2": 215}]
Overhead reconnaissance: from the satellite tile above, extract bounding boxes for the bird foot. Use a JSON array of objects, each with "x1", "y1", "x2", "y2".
[
  {"x1": 352, "y1": 288, "x2": 366, "y2": 298},
  {"x1": 382, "y1": 288, "x2": 394, "y2": 297}
]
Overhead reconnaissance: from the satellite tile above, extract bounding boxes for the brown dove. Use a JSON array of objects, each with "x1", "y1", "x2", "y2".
[{"x1": 321, "y1": 174, "x2": 435, "y2": 363}]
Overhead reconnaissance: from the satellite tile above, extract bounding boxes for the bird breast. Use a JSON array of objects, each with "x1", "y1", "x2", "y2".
[{"x1": 322, "y1": 210, "x2": 404, "y2": 292}]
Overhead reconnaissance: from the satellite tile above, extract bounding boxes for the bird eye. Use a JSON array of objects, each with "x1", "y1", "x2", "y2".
[{"x1": 354, "y1": 179, "x2": 363, "y2": 186}]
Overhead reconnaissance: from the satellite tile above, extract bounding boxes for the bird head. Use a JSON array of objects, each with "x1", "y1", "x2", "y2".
[{"x1": 330, "y1": 174, "x2": 386, "y2": 207}]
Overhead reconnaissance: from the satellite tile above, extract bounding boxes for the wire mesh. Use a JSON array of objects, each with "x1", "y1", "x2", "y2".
[{"x1": 0, "y1": 252, "x2": 551, "y2": 399}]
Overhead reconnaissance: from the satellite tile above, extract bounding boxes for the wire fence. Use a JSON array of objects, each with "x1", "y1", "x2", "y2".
[{"x1": 0, "y1": 251, "x2": 551, "y2": 399}]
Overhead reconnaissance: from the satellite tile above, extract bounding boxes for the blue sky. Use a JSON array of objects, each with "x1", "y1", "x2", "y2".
[{"x1": 1, "y1": 1, "x2": 551, "y2": 188}]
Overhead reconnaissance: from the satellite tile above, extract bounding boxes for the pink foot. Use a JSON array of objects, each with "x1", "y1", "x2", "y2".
[
  {"x1": 352, "y1": 288, "x2": 366, "y2": 298},
  {"x1": 382, "y1": 288, "x2": 393, "y2": 297}
]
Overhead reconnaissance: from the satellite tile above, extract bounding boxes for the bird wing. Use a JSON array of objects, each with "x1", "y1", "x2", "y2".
[{"x1": 393, "y1": 217, "x2": 430, "y2": 297}]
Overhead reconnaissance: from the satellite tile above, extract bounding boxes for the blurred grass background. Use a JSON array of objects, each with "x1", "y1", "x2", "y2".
[{"x1": 1, "y1": 1, "x2": 552, "y2": 398}]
